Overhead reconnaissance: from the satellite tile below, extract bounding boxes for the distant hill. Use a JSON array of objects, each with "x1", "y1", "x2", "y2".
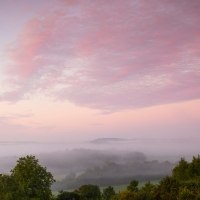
[{"x1": 90, "y1": 138, "x2": 128, "y2": 144}]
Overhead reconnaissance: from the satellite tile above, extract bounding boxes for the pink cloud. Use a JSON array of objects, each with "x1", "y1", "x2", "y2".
[
  {"x1": 5, "y1": 17, "x2": 56, "y2": 78},
  {"x1": 2, "y1": 0, "x2": 200, "y2": 112}
]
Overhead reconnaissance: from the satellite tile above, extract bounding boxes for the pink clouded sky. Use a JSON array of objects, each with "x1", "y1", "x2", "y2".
[{"x1": 0, "y1": 0, "x2": 200, "y2": 142}]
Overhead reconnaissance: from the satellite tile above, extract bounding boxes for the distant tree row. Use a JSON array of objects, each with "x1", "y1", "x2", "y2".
[
  {"x1": 0, "y1": 149, "x2": 147, "y2": 175},
  {"x1": 52, "y1": 159, "x2": 174, "y2": 191}
]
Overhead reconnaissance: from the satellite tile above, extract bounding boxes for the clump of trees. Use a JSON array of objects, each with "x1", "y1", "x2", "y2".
[
  {"x1": 112, "y1": 155, "x2": 200, "y2": 200},
  {"x1": 57, "y1": 185, "x2": 111, "y2": 200},
  {"x1": 0, "y1": 155, "x2": 55, "y2": 200}
]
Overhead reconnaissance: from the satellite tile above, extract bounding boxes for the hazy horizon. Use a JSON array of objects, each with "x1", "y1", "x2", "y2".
[{"x1": 0, "y1": 137, "x2": 199, "y2": 159}]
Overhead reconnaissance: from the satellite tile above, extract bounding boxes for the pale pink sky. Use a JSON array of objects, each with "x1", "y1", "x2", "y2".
[{"x1": 0, "y1": 0, "x2": 200, "y2": 142}]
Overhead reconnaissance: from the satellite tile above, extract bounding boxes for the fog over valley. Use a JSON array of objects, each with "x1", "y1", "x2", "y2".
[
  {"x1": 1, "y1": 137, "x2": 199, "y2": 173},
  {"x1": 1, "y1": 137, "x2": 199, "y2": 191}
]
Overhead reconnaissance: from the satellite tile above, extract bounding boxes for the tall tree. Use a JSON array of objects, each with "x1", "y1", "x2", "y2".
[{"x1": 11, "y1": 155, "x2": 55, "y2": 200}]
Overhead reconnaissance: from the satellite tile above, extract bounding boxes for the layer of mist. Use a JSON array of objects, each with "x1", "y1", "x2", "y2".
[{"x1": 1, "y1": 138, "x2": 199, "y2": 191}]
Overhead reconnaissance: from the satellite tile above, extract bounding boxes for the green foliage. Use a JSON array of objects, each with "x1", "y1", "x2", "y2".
[
  {"x1": 102, "y1": 186, "x2": 116, "y2": 200},
  {"x1": 114, "y1": 180, "x2": 156, "y2": 200},
  {"x1": 77, "y1": 184, "x2": 101, "y2": 200},
  {"x1": 172, "y1": 157, "x2": 189, "y2": 181},
  {"x1": 134, "y1": 181, "x2": 156, "y2": 200},
  {"x1": 179, "y1": 187, "x2": 196, "y2": 200},
  {"x1": 11, "y1": 155, "x2": 55, "y2": 200},
  {"x1": 116, "y1": 190, "x2": 135, "y2": 200},
  {"x1": 140, "y1": 181, "x2": 156, "y2": 193},
  {"x1": 57, "y1": 190, "x2": 80, "y2": 200},
  {"x1": 127, "y1": 180, "x2": 139, "y2": 192},
  {"x1": 195, "y1": 193, "x2": 200, "y2": 200},
  {"x1": 0, "y1": 174, "x2": 24, "y2": 200},
  {"x1": 172, "y1": 155, "x2": 200, "y2": 182},
  {"x1": 180, "y1": 179, "x2": 200, "y2": 191},
  {"x1": 188, "y1": 155, "x2": 200, "y2": 179},
  {"x1": 151, "y1": 155, "x2": 200, "y2": 199},
  {"x1": 154, "y1": 176, "x2": 180, "y2": 200}
]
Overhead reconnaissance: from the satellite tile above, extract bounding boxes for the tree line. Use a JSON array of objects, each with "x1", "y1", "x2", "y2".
[{"x1": 1, "y1": 155, "x2": 200, "y2": 199}]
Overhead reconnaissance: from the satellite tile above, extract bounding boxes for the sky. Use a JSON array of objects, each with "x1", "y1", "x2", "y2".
[{"x1": 0, "y1": 0, "x2": 200, "y2": 142}]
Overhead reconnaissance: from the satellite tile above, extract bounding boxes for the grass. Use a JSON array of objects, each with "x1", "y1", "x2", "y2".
[
  {"x1": 54, "y1": 171, "x2": 84, "y2": 181},
  {"x1": 52, "y1": 179, "x2": 160, "y2": 196}
]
